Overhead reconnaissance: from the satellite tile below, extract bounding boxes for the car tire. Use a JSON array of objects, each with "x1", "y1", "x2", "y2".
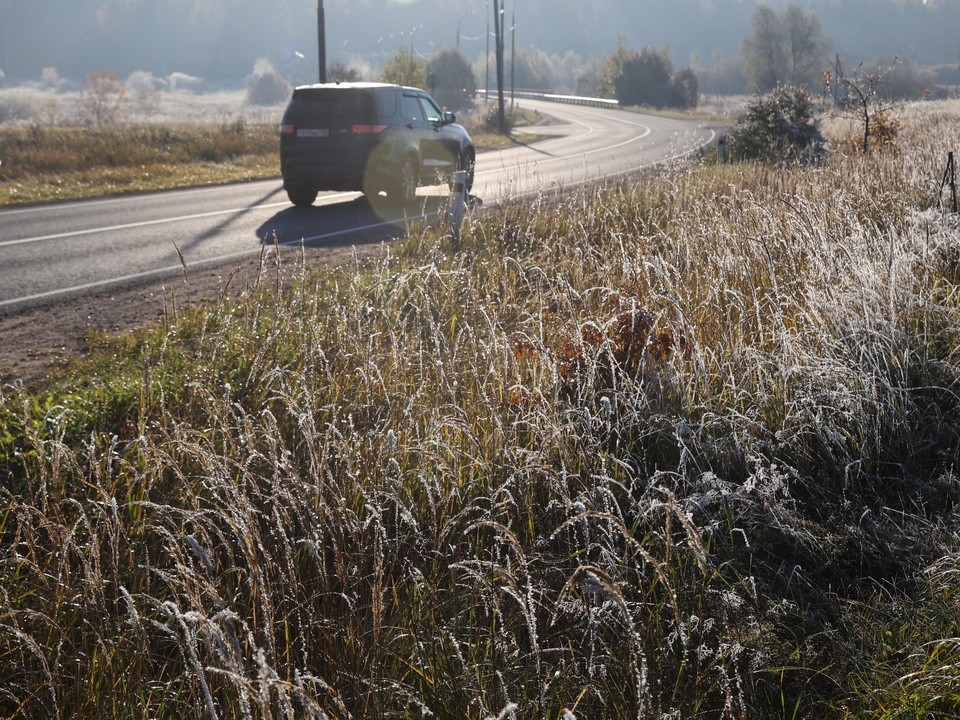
[
  {"x1": 393, "y1": 156, "x2": 418, "y2": 205},
  {"x1": 286, "y1": 185, "x2": 318, "y2": 207}
]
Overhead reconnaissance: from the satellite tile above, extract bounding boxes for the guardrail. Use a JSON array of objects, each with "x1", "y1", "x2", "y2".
[{"x1": 477, "y1": 89, "x2": 619, "y2": 109}]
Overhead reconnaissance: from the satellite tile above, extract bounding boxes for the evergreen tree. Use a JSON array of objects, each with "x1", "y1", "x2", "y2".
[{"x1": 425, "y1": 48, "x2": 476, "y2": 111}]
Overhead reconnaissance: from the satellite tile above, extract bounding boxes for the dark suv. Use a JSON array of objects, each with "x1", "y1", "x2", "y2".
[{"x1": 279, "y1": 82, "x2": 475, "y2": 206}]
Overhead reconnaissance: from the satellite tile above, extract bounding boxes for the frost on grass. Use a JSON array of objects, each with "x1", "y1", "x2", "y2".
[{"x1": 2, "y1": 99, "x2": 960, "y2": 718}]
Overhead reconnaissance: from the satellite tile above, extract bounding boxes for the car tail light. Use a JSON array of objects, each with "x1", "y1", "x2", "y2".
[
  {"x1": 352, "y1": 124, "x2": 387, "y2": 134},
  {"x1": 279, "y1": 124, "x2": 295, "y2": 135}
]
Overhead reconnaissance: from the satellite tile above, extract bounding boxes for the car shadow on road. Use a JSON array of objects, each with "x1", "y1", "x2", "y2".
[
  {"x1": 255, "y1": 193, "x2": 482, "y2": 249},
  {"x1": 178, "y1": 184, "x2": 288, "y2": 254}
]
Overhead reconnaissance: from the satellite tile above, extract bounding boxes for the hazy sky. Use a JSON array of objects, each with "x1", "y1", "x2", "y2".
[{"x1": 0, "y1": 0, "x2": 957, "y2": 86}]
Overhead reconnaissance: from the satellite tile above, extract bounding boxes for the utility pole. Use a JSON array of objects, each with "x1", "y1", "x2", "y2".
[
  {"x1": 317, "y1": 0, "x2": 327, "y2": 83},
  {"x1": 510, "y1": 0, "x2": 517, "y2": 108},
  {"x1": 485, "y1": 0, "x2": 490, "y2": 103},
  {"x1": 493, "y1": 0, "x2": 506, "y2": 133}
]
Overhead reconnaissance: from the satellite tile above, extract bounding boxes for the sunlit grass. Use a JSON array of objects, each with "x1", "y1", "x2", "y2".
[
  {"x1": 1, "y1": 99, "x2": 960, "y2": 718},
  {"x1": 0, "y1": 122, "x2": 281, "y2": 205}
]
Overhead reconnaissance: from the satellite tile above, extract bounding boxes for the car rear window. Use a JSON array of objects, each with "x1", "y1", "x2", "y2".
[{"x1": 289, "y1": 88, "x2": 397, "y2": 124}]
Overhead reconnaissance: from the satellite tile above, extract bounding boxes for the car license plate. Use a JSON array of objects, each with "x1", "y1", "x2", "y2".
[{"x1": 297, "y1": 128, "x2": 329, "y2": 138}]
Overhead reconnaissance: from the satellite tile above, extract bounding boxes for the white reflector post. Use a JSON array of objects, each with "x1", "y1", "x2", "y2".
[{"x1": 446, "y1": 170, "x2": 468, "y2": 243}]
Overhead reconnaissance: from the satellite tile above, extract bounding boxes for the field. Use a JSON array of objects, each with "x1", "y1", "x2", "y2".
[
  {"x1": 2, "y1": 100, "x2": 960, "y2": 718},
  {"x1": 0, "y1": 86, "x2": 281, "y2": 204}
]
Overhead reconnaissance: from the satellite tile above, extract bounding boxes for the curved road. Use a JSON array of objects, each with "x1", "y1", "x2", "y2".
[{"x1": 0, "y1": 100, "x2": 716, "y2": 312}]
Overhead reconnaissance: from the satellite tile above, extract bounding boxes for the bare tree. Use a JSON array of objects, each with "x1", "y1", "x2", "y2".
[
  {"x1": 827, "y1": 60, "x2": 902, "y2": 154},
  {"x1": 78, "y1": 70, "x2": 126, "y2": 126},
  {"x1": 743, "y1": 4, "x2": 829, "y2": 93},
  {"x1": 784, "y1": 5, "x2": 830, "y2": 88},
  {"x1": 742, "y1": 5, "x2": 787, "y2": 92},
  {"x1": 127, "y1": 70, "x2": 162, "y2": 114}
]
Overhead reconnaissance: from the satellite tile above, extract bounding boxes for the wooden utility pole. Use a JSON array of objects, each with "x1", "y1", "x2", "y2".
[
  {"x1": 485, "y1": 0, "x2": 490, "y2": 102},
  {"x1": 318, "y1": 0, "x2": 327, "y2": 83},
  {"x1": 493, "y1": 0, "x2": 506, "y2": 133},
  {"x1": 510, "y1": 0, "x2": 516, "y2": 108}
]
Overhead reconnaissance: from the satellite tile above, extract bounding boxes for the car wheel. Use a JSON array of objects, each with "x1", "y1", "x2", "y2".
[
  {"x1": 393, "y1": 156, "x2": 418, "y2": 205},
  {"x1": 286, "y1": 185, "x2": 318, "y2": 207}
]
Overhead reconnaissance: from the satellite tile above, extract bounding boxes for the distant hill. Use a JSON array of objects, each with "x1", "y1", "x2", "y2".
[{"x1": 0, "y1": 0, "x2": 956, "y2": 86}]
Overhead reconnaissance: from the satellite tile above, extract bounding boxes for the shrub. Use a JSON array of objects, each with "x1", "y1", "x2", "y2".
[
  {"x1": 328, "y1": 60, "x2": 362, "y2": 83},
  {"x1": 727, "y1": 85, "x2": 826, "y2": 164},
  {"x1": 476, "y1": 102, "x2": 514, "y2": 133},
  {"x1": 246, "y1": 58, "x2": 290, "y2": 106}
]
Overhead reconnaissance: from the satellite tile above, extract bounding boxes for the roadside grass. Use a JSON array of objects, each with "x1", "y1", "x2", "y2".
[
  {"x1": 2, "y1": 100, "x2": 960, "y2": 718},
  {"x1": 0, "y1": 122, "x2": 281, "y2": 205},
  {"x1": 617, "y1": 92, "x2": 746, "y2": 123}
]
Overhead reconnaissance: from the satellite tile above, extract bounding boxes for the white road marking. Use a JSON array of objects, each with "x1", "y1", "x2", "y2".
[
  {"x1": 0, "y1": 217, "x2": 413, "y2": 308},
  {"x1": 0, "y1": 193, "x2": 358, "y2": 248}
]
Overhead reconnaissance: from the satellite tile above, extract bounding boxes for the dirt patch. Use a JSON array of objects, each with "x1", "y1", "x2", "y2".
[{"x1": 0, "y1": 241, "x2": 386, "y2": 392}]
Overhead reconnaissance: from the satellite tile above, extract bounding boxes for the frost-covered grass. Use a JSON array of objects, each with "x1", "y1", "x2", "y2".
[
  {"x1": 0, "y1": 85, "x2": 273, "y2": 126},
  {"x1": 0, "y1": 121, "x2": 280, "y2": 205},
  {"x1": 0, "y1": 87, "x2": 281, "y2": 206},
  {"x1": 1, "y1": 100, "x2": 960, "y2": 718}
]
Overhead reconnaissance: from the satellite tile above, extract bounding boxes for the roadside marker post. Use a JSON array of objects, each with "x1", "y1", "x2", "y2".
[
  {"x1": 446, "y1": 170, "x2": 468, "y2": 244},
  {"x1": 942, "y1": 151, "x2": 958, "y2": 213}
]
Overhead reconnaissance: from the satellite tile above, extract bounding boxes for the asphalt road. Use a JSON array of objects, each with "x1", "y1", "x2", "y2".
[{"x1": 0, "y1": 100, "x2": 716, "y2": 312}]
